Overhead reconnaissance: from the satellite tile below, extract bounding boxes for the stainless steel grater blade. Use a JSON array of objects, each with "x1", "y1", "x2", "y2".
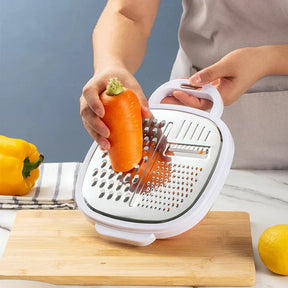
[{"x1": 82, "y1": 108, "x2": 222, "y2": 222}]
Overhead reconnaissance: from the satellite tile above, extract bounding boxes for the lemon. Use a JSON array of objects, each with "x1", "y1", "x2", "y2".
[{"x1": 258, "y1": 224, "x2": 288, "y2": 275}]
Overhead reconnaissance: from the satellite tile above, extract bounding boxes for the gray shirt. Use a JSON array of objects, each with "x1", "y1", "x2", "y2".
[{"x1": 171, "y1": 0, "x2": 288, "y2": 169}]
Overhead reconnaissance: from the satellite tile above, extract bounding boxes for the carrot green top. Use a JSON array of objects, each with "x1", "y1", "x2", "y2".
[{"x1": 106, "y1": 78, "x2": 124, "y2": 96}]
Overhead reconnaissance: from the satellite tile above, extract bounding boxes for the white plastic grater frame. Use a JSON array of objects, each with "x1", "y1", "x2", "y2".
[{"x1": 76, "y1": 79, "x2": 234, "y2": 246}]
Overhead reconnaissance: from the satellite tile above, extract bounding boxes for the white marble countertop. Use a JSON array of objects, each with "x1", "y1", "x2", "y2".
[{"x1": 0, "y1": 169, "x2": 287, "y2": 288}]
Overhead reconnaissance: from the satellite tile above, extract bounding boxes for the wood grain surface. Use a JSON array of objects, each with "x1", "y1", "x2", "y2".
[{"x1": 0, "y1": 210, "x2": 255, "y2": 286}]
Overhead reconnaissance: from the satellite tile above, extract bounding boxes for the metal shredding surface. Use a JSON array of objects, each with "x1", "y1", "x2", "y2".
[{"x1": 83, "y1": 109, "x2": 222, "y2": 223}]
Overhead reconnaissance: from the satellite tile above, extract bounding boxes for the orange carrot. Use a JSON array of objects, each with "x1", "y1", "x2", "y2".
[{"x1": 100, "y1": 78, "x2": 143, "y2": 172}]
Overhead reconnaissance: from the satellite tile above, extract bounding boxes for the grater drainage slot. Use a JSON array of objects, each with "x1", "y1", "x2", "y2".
[{"x1": 165, "y1": 143, "x2": 210, "y2": 158}]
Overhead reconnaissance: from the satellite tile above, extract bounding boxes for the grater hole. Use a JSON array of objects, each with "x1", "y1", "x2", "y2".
[
  {"x1": 134, "y1": 165, "x2": 140, "y2": 172},
  {"x1": 132, "y1": 175, "x2": 139, "y2": 184},
  {"x1": 101, "y1": 160, "x2": 107, "y2": 168},
  {"x1": 143, "y1": 136, "x2": 149, "y2": 145},
  {"x1": 123, "y1": 173, "x2": 131, "y2": 183},
  {"x1": 159, "y1": 120, "x2": 166, "y2": 127},
  {"x1": 116, "y1": 184, "x2": 122, "y2": 191},
  {"x1": 99, "y1": 180, "x2": 106, "y2": 188},
  {"x1": 107, "y1": 182, "x2": 113, "y2": 190},
  {"x1": 151, "y1": 137, "x2": 157, "y2": 146},
  {"x1": 108, "y1": 173, "x2": 114, "y2": 179},
  {"x1": 91, "y1": 178, "x2": 98, "y2": 187},
  {"x1": 99, "y1": 191, "x2": 105, "y2": 198},
  {"x1": 115, "y1": 194, "x2": 121, "y2": 201},
  {"x1": 92, "y1": 168, "x2": 98, "y2": 177},
  {"x1": 123, "y1": 196, "x2": 130, "y2": 203},
  {"x1": 101, "y1": 151, "x2": 108, "y2": 158},
  {"x1": 143, "y1": 146, "x2": 149, "y2": 152},
  {"x1": 107, "y1": 193, "x2": 113, "y2": 200},
  {"x1": 100, "y1": 170, "x2": 107, "y2": 178}
]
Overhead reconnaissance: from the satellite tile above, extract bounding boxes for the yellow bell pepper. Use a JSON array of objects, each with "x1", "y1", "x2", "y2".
[{"x1": 0, "y1": 135, "x2": 44, "y2": 196}]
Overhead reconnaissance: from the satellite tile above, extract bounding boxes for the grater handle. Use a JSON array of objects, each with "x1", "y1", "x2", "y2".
[
  {"x1": 149, "y1": 79, "x2": 224, "y2": 118},
  {"x1": 95, "y1": 223, "x2": 156, "y2": 246}
]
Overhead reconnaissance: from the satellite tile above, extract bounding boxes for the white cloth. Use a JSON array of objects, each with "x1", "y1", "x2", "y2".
[
  {"x1": 0, "y1": 163, "x2": 81, "y2": 209},
  {"x1": 171, "y1": 0, "x2": 288, "y2": 169}
]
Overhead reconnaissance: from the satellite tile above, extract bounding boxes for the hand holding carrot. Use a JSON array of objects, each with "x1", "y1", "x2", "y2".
[{"x1": 80, "y1": 66, "x2": 151, "y2": 151}]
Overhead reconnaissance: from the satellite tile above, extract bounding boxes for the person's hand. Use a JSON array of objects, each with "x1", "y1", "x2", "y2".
[
  {"x1": 161, "y1": 47, "x2": 269, "y2": 109},
  {"x1": 80, "y1": 66, "x2": 151, "y2": 150}
]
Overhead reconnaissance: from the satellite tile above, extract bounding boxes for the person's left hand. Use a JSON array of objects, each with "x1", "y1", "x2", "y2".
[{"x1": 161, "y1": 47, "x2": 269, "y2": 109}]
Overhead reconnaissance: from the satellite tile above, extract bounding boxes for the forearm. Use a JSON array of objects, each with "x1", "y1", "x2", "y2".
[
  {"x1": 260, "y1": 44, "x2": 288, "y2": 76},
  {"x1": 92, "y1": 0, "x2": 160, "y2": 75}
]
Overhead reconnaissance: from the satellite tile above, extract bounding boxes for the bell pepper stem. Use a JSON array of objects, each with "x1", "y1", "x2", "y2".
[{"x1": 22, "y1": 154, "x2": 44, "y2": 178}]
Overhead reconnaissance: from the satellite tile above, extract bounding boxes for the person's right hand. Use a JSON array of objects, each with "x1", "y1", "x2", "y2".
[{"x1": 80, "y1": 66, "x2": 151, "y2": 150}]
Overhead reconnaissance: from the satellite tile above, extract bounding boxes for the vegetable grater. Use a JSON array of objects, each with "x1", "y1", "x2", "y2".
[{"x1": 76, "y1": 79, "x2": 234, "y2": 246}]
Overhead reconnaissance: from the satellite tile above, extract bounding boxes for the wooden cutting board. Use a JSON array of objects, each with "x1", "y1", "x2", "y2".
[{"x1": 0, "y1": 210, "x2": 255, "y2": 286}]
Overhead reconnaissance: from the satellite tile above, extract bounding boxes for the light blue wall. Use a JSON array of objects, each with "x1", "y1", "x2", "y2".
[{"x1": 0, "y1": 0, "x2": 182, "y2": 162}]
